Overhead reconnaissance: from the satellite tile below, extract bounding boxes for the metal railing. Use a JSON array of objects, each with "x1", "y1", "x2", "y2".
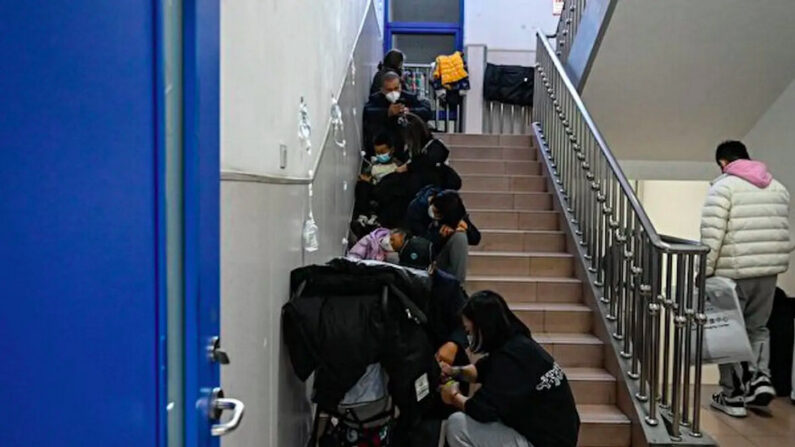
[
  {"x1": 403, "y1": 63, "x2": 463, "y2": 133},
  {"x1": 556, "y1": 0, "x2": 586, "y2": 62},
  {"x1": 483, "y1": 101, "x2": 532, "y2": 135},
  {"x1": 533, "y1": 29, "x2": 710, "y2": 441}
]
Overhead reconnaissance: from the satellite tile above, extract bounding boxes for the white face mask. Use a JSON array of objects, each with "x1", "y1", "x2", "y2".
[
  {"x1": 428, "y1": 205, "x2": 438, "y2": 220},
  {"x1": 379, "y1": 236, "x2": 394, "y2": 252},
  {"x1": 385, "y1": 91, "x2": 401, "y2": 104}
]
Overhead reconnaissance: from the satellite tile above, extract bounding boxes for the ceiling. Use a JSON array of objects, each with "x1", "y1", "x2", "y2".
[{"x1": 581, "y1": 0, "x2": 795, "y2": 162}]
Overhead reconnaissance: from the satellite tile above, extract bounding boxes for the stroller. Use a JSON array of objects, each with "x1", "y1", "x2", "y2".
[
  {"x1": 283, "y1": 259, "x2": 441, "y2": 447},
  {"x1": 313, "y1": 364, "x2": 393, "y2": 447}
]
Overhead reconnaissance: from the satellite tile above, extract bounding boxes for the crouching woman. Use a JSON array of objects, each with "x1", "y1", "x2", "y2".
[{"x1": 440, "y1": 291, "x2": 580, "y2": 447}]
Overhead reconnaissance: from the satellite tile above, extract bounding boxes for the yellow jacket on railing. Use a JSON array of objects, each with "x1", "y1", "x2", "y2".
[{"x1": 433, "y1": 51, "x2": 468, "y2": 85}]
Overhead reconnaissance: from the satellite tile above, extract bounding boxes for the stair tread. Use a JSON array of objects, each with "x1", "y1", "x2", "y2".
[
  {"x1": 470, "y1": 208, "x2": 558, "y2": 214},
  {"x1": 480, "y1": 229, "x2": 564, "y2": 235},
  {"x1": 577, "y1": 405, "x2": 631, "y2": 424},
  {"x1": 460, "y1": 173, "x2": 545, "y2": 178},
  {"x1": 461, "y1": 190, "x2": 551, "y2": 195},
  {"x1": 467, "y1": 275, "x2": 580, "y2": 283},
  {"x1": 452, "y1": 158, "x2": 538, "y2": 162},
  {"x1": 564, "y1": 367, "x2": 616, "y2": 382},
  {"x1": 510, "y1": 302, "x2": 590, "y2": 312},
  {"x1": 449, "y1": 145, "x2": 536, "y2": 150},
  {"x1": 534, "y1": 333, "x2": 603, "y2": 345},
  {"x1": 470, "y1": 250, "x2": 573, "y2": 258}
]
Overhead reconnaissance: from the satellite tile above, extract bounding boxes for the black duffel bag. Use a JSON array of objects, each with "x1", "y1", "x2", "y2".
[{"x1": 483, "y1": 63, "x2": 534, "y2": 106}]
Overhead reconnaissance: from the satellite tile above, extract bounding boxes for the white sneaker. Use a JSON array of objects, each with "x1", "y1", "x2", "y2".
[{"x1": 711, "y1": 392, "x2": 747, "y2": 418}]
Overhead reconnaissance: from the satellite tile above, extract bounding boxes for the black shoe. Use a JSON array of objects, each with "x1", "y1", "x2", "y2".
[
  {"x1": 745, "y1": 375, "x2": 776, "y2": 408},
  {"x1": 710, "y1": 392, "x2": 747, "y2": 418}
]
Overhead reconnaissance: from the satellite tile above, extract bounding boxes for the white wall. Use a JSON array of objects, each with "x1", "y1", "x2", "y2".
[
  {"x1": 744, "y1": 77, "x2": 795, "y2": 295},
  {"x1": 464, "y1": 0, "x2": 559, "y2": 65},
  {"x1": 222, "y1": 0, "x2": 375, "y2": 178},
  {"x1": 219, "y1": 2, "x2": 382, "y2": 447}
]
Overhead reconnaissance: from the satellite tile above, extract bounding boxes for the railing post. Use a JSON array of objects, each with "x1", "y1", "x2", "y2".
[{"x1": 690, "y1": 254, "x2": 708, "y2": 437}]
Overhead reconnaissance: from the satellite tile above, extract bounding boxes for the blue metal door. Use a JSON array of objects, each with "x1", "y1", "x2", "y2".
[{"x1": 0, "y1": 1, "x2": 221, "y2": 446}]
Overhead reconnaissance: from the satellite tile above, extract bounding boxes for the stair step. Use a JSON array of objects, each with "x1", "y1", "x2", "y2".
[
  {"x1": 511, "y1": 303, "x2": 592, "y2": 333},
  {"x1": 468, "y1": 209, "x2": 559, "y2": 231},
  {"x1": 534, "y1": 333, "x2": 604, "y2": 368},
  {"x1": 461, "y1": 191, "x2": 553, "y2": 211},
  {"x1": 441, "y1": 133, "x2": 534, "y2": 148},
  {"x1": 578, "y1": 405, "x2": 631, "y2": 447},
  {"x1": 473, "y1": 229, "x2": 566, "y2": 253},
  {"x1": 566, "y1": 368, "x2": 617, "y2": 405},
  {"x1": 466, "y1": 276, "x2": 583, "y2": 303},
  {"x1": 460, "y1": 174, "x2": 547, "y2": 192},
  {"x1": 450, "y1": 159, "x2": 542, "y2": 175},
  {"x1": 449, "y1": 145, "x2": 537, "y2": 161},
  {"x1": 469, "y1": 251, "x2": 574, "y2": 277}
]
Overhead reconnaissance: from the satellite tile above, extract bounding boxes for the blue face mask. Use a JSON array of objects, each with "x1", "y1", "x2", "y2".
[{"x1": 375, "y1": 153, "x2": 392, "y2": 163}]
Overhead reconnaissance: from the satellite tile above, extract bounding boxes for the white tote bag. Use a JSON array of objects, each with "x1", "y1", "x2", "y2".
[{"x1": 690, "y1": 277, "x2": 754, "y2": 365}]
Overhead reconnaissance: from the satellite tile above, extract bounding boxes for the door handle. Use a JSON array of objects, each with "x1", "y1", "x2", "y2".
[{"x1": 209, "y1": 388, "x2": 245, "y2": 436}]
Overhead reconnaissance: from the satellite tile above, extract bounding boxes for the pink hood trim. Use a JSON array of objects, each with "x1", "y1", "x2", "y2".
[{"x1": 723, "y1": 159, "x2": 772, "y2": 188}]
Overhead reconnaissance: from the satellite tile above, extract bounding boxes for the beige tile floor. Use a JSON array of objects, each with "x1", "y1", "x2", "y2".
[{"x1": 700, "y1": 386, "x2": 795, "y2": 446}]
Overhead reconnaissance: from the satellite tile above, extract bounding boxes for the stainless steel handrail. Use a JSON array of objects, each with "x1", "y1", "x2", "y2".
[
  {"x1": 533, "y1": 28, "x2": 710, "y2": 442},
  {"x1": 555, "y1": 0, "x2": 587, "y2": 62}
]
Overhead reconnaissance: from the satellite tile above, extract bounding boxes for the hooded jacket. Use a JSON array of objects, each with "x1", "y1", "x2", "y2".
[
  {"x1": 347, "y1": 227, "x2": 393, "y2": 262},
  {"x1": 700, "y1": 159, "x2": 792, "y2": 278}
]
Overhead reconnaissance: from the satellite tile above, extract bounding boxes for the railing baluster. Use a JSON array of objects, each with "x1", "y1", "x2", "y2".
[{"x1": 533, "y1": 29, "x2": 711, "y2": 443}]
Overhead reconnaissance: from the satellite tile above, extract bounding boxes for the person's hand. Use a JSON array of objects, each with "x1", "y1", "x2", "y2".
[
  {"x1": 440, "y1": 225, "x2": 455, "y2": 238},
  {"x1": 396, "y1": 164, "x2": 408, "y2": 173},
  {"x1": 439, "y1": 361, "x2": 455, "y2": 380},
  {"x1": 358, "y1": 173, "x2": 372, "y2": 183},
  {"x1": 388, "y1": 103, "x2": 405, "y2": 117},
  {"x1": 436, "y1": 342, "x2": 458, "y2": 365},
  {"x1": 440, "y1": 381, "x2": 461, "y2": 406},
  {"x1": 456, "y1": 220, "x2": 468, "y2": 233}
]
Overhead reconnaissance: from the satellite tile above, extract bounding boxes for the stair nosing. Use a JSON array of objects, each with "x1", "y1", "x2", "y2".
[
  {"x1": 509, "y1": 303, "x2": 591, "y2": 312},
  {"x1": 534, "y1": 333, "x2": 603, "y2": 345},
  {"x1": 450, "y1": 158, "x2": 540, "y2": 163},
  {"x1": 470, "y1": 251, "x2": 573, "y2": 258},
  {"x1": 460, "y1": 190, "x2": 551, "y2": 196},
  {"x1": 469, "y1": 208, "x2": 559, "y2": 214},
  {"x1": 459, "y1": 173, "x2": 545, "y2": 179},
  {"x1": 448, "y1": 144, "x2": 537, "y2": 150},
  {"x1": 577, "y1": 405, "x2": 631, "y2": 424},
  {"x1": 466, "y1": 275, "x2": 581, "y2": 283},
  {"x1": 480, "y1": 229, "x2": 564, "y2": 235},
  {"x1": 563, "y1": 367, "x2": 617, "y2": 382}
]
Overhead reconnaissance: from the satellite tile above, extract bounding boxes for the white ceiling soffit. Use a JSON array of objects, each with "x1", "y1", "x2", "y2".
[{"x1": 581, "y1": 0, "x2": 795, "y2": 163}]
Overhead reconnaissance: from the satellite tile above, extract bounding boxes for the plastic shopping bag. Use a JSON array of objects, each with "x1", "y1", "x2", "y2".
[{"x1": 691, "y1": 277, "x2": 753, "y2": 364}]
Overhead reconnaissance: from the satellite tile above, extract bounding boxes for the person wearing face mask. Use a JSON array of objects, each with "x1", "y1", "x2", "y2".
[
  {"x1": 406, "y1": 187, "x2": 480, "y2": 282},
  {"x1": 346, "y1": 227, "x2": 408, "y2": 263},
  {"x1": 440, "y1": 291, "x2": 580, "y2": 447},
  {"x1": 363, "y1": 71, "x2": 432, "y2": 158}
]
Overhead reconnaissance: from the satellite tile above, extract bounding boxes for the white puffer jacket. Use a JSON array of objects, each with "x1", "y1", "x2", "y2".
[{"x1": 700, "y1": 160, "x2": 792, "y2": 279}]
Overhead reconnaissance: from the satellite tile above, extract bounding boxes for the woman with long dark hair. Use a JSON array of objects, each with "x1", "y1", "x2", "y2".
[
  {"x1": 370, "y1": 49, "x2": 407, "y2": 94},
  {"x1": 440, "y1": 291, "x2": 580, "y2": 447},
  {"x1": 401, "y1": 113, "x2": 461, "y2": 193}
]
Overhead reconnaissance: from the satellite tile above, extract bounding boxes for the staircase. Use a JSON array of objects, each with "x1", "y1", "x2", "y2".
[{"x1": 445, "y1": 133, "x2": 632, "y2": 447}]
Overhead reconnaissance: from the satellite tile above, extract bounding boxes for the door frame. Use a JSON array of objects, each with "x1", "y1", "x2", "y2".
[
  {"x1": 182, "y1": 0, "x2": 221, "y2": 446},
  {"x1": 383, "y1": 0, "x2": 464, "y2": 54}
]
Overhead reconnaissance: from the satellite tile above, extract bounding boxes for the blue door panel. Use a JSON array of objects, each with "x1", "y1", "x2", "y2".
[{"x1": 1, "y1": 2, "x2": 162, "y2": 446}]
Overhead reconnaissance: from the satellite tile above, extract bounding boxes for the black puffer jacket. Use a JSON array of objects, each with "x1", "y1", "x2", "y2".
[{"x1": 283, "y1": 259, "x2": 440, "y2": 427}]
